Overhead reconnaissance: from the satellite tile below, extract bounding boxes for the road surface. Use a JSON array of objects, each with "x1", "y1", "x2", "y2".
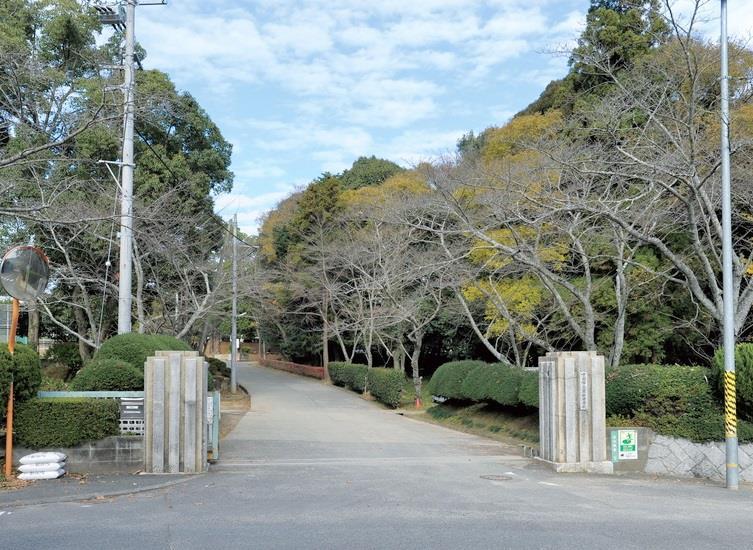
[{"x1": 1, "y1": 362, "x2": 751, "y2": 549}]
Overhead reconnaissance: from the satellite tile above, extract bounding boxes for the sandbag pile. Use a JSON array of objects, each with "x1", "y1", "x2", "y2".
[{"x1": 17, "y1": 452, "x2": 66, "y2": 480}]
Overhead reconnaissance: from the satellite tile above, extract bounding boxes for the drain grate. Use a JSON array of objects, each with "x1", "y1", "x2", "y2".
[{"x1": 480, "y1": 474, "x2": 513, "y2": 481}]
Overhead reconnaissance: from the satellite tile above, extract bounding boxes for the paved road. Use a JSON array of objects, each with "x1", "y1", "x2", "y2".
[{"x1": 2, "y1": 363, "x2": 752, "y2": 549}]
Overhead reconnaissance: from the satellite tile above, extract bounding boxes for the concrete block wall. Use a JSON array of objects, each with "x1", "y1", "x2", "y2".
[
  {"x1": 14, "y1": 436, "x2": 143, "y2": 474},
  {"x1": 645, "y1": 435, "x2": 753, "y2": 482}
]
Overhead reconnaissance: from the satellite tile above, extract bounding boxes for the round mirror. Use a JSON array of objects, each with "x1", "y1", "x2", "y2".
[{"x1": 0, "y1": 246, "x2": 49, "y2": 302}]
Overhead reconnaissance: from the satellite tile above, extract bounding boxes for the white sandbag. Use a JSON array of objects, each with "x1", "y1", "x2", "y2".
[
  {"x1": 19, "y1": 452, "x2": 66, "y2": 465},
  {"x1": 18, "y1": 469, "x2": 65, "y2": 481},
  {"x1": 17, "y1": 462, "x2": 65, "y2": 474}
]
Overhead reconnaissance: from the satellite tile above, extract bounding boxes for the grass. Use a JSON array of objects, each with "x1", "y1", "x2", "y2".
[
  {"x1": 421, "y1": 401, "x2": 539, "y2": 445},
  {"x1": 397, "y1": 378, "x2": 434, "y2": 410}
]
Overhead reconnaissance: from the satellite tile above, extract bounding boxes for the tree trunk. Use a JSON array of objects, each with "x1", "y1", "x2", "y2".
[
  {"x1": 28, "y1": 303, "x2": 39, "y2": 352},
  {"x1": 410, "y1": 331, "x2": 424, "y2": 407},
  {"x1": 73, "y1": 301, "x2": 93, "y2": 363}
]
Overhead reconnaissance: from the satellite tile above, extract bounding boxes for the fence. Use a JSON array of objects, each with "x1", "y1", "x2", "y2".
[{"x1": 258, "y1": 358, "x2": 325, "y2": 379}]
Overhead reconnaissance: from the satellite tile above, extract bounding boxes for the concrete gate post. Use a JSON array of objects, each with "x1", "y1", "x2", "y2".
[
  {"x1": 144, "y1": 351, "x2": 208, "y2": 473},
  {"x1": 537, "y1": 351, "x2": 613, "y2": 474}
]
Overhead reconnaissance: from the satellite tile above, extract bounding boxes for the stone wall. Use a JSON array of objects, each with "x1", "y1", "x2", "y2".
[
  {"x1": 645, "y1": 435, "x2": 753, "y2": 482},
  {"x1": 15, "y1": 436, "x2": 144, "y2": 474}
]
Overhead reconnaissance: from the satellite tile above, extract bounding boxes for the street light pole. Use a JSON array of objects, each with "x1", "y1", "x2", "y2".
[
  {"x1": 230, "y1": 214, "x2": 238, "y2": 393},
  {"x1": 720, "y1": 0, "x2": 739, "y2": 490},
  {"x1": 117, "y1": 0, "x2": 136, "y2": 334}
]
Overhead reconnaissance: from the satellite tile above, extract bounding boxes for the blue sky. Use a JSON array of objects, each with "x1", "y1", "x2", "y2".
[{"x1": 131, "y1": 0, "x2": 753, "y2": 234}]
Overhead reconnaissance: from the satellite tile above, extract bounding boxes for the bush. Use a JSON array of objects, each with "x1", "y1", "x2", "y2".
[
  {"x1": 0, "y1": 344, "x2": 42, "y2": 413},
  {"x1": 461, "y1": 363, "x2": 523, "y2": 406},
  {"x1": 518, "y1": 370, "x2": 539, "y2": 408},
  {"x1": 40, "y1": 376, "x2": 69, "y2": 391},
  {"x1": 427, "y1": 360, "x2": 487, "y2": 400},
  {"x1": 712, "y1": 343, "x2": 753, "y2": 420},
  {"x1": 95, "y1": 333, "x2": 191, "y2": 371},
  {"x1": 327, "y1": 362, "x2": 368, "y2": 392},
  {"x1": 44, "y1": 342, "x2": 83, "y2": 376},
  {"x1": 15, "y1": 398, "x2": 120, "y2": 448},
  {"x1": 367, "y1": 368, "x2": 404, "y2": 408},
  {"x1": 70, "y1": 358, "x2": 144, "y2": 391},
  {"x1": 604, "y1": 363, "x2": 736, "y2": 441},
  {"x1": 206, "y1": 357, "x2": 229, "y2": 378}
]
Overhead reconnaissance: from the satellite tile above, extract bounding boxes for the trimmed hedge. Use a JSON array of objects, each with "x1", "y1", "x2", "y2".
[
  {"x1": 712, "y1": 343, "x2": 753, "y2": 420},
  {"x1": 427, "y1": 360, "x2": 487, "y2": 400},
  {"x1": 461, "y1": 363, "x2": 522, "y2": 406},
  {"x1": 94, "y1": 333, "x2": 192, "y2": 371},
  {"x1": 604, "y1": 363, "x2": 748, "y2": 442},
  {"x1": 518, "y1": 370, "x2": 539, "y2": 408},
  {"x1": 328, "y1": 362, "x2": 368, "y2": 392},
  {"x1": 69, "y1": 358, "x2": 144, "y2": 391},
  {"x1": 15, "y1": 398, "x2": 120, "y2": 448},
  {"x1": 0, "y1": 344, "x2": 42, "y2": 414},
  {"x1": 367, "y1": 368, "x2": 404, "y2": 408}
]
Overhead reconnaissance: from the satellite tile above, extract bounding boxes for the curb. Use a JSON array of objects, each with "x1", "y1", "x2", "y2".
[{"x1": 0, "y1": 473, "x2": 200, "y2": 509}]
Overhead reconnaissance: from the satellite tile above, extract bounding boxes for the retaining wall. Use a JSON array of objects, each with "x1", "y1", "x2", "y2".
[
  {"x1": 258, "y1": 358, "x2": 325, "y2": 379},
  {"x1": 15, "y1": 436, "x2": 144, "y2": 474},
  {"x1": 645, "y1": 434, "x2": 753, "y2": 482}
]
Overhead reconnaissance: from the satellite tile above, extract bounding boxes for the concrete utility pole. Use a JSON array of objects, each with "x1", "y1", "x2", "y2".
[
  {"x1": 117, "y1": 0, "x2": 136, "y2": 334},
  {"x1": 230, "y1": 214, "x2": 238, "y2": 393},
  {"x1": 720, "y1": 0, "x2": 739, "y2": 490}
]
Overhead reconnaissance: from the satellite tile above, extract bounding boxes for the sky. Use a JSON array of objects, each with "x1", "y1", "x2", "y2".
[{"x1": 130, "y1": 0, "x2": 753, "y2": 235}]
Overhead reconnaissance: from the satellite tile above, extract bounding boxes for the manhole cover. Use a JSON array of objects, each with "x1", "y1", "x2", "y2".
[{"x1": 480, "y1": 474, "x2": 513, "y2": 481}]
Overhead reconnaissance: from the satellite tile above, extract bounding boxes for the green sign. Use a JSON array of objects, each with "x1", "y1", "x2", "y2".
[
  {"x1": 611, "y1": 429, "x2": 639, "y2": 461},
  {"x1": 618, "y1": 429, "x2": 638, "y2": 460}
]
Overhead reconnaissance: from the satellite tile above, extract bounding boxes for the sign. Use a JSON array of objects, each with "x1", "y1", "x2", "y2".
[
  {"x1": 578, "y1": 370, "x2": 589, "y2": 410},
  {"x1": 207, "y1": 396, "x2": 214, "y2": 423},
  {"x1": 618, "y1": 429, "x2": 638, "y2": 460},
  {"x1": 119, "y1": 398, "x2": 144, "y2": 419}
]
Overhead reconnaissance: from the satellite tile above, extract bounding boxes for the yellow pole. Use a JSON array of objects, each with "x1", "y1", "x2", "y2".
[{"x1": 4, "y1": 298, "x2": 19, "y2": 479}]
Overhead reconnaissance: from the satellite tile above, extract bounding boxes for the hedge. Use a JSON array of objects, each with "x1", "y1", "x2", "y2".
[
  {"x1": 327, "y1": 362, "x2": 368, "y2": 392},
  {"x1": 15, "y1": 398, "x2": 120, "y2": 448},
  {"x1": 427, "y1": 360, "x2": 487, "y2": 400},
  {"x1": 518, "y1": 370, "x2": 539, "y2": 408},
  {"x1": 712, "y1": 343, "x2": 753, "y2": 420},
  {"x1": 69, "y1": 358, "x2": 144, "y2": 391},
  {"x1": 0, "y1": 344, "x2": 42, "y2": 414},
  {"x1": 603, "y1": 363, "x2": 750, "y2": 442},
  {"x1": 94, "y1": 333, "x2": 192, "y2": 371},
  {"x1": 461, "y1": 363, "x2": 523, "y2": 406},
  {"x1": 367, "y1": 368, "x2": 404, "y2": 408}
]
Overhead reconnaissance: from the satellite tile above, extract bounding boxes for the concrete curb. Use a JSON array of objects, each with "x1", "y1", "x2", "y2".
[{"x1": 0, "y1": 473, "x2": 201, "y2": 509}]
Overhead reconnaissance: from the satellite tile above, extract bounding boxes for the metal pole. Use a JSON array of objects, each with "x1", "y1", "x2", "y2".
[
  {"x1": 117, "y1": 0, "x2": 137, "y2": 334},
  {"x1": 230, "y1": 214, "x2": 238, "y2": 393},
  {"x1": 720, "y1": 0, "x2": 739, "y2": 490}
]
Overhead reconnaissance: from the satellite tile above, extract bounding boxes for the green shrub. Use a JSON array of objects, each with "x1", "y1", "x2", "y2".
[
  {"x1": 518, "y1": 370, "x2": 539, "y2": 408},
  {"x1": 367, "y1": 368, "x2": 404, "y2": 408},
  {"x1": 94, "y1": 333, "x2": 191, "y2": 371},
  {"x1": 327, "y1": 362, "x2": 368, "y2": 392},
  {"x1": 0, "y1": 344, "x2": 42, "y2": 413},
  {"x1": 460, "y1": 363, "x2": 523, "y2": 406},
  {"x1": 15, "y1": 398, "x2": 119, "y2": 448},
  {"x1": 206, "y1": 357, "x2": 229, "y2": 377},
  {"x1": 712, "y1": 343, "x2": 753, "y2": 420},
  {"x1": 40, "y1": 376, "x2": 69, "y2": 391},
  {"x1": 427, "y1": 360, "x2": 487, "y2": 400},
  {"x1": 70, "y1": 358, "x2": 144, "y2": 391},
  {"x1": 44, "y1": 342, "x2": 83, "y2": 376}
]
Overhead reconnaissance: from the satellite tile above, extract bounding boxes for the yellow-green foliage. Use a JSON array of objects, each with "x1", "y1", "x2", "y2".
[{"x1": 481, "y1": 111, "x2": 562, "y2": 163}]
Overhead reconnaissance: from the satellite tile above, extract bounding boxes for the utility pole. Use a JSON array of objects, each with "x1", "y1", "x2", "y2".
[
  {"x1": 720, "y1": 0, "x2": 739, "y2": 491},
  {"x1": 230, "y1": 214, "x2": 238, "y2": 393},
  {"x1": 117, "y1": 0, "x2": 136, "y2": 334}
]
